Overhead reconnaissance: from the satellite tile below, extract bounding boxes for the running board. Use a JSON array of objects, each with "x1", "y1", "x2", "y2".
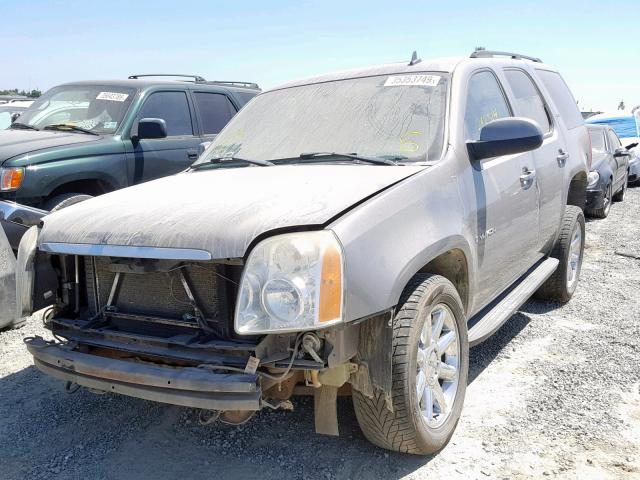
[{"x1": 467, "y1": 258, "x2": 559, "y2": 347}]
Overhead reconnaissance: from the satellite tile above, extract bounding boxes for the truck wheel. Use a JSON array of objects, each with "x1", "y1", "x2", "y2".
[
  {"x1": 352, "y1": 274, "x2": 468, "y2": 455},
  {"x1": 535, "y1": 205, "x2": 585, "y2": 303},
  {"x1": 586, "y1": 183, "x2": 611, "y2": 218},
  {"x1": 44, "y1": 193, "x2": 93, "y2": 212},
  {"x1": 612, "y1": 175, "x2": 628, "y2": 202}
]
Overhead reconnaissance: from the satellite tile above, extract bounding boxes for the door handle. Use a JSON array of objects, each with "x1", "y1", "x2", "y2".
[
  {"x1": 520, "y1": 168, "x2": 536, "y2": 189},
  {"x1": 557, "y1": 149, "x2": 569, "y2": 167},
  {"x1": 187, "y1": 149, "x2": 199, "y2": 160}
]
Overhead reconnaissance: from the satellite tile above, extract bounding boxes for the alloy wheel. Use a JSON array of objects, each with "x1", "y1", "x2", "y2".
[
  {"x1": 416, "y1": 304, "x2": 460, "y2": 428},
  {"x1": 566, "y1": 221, "x2": 583, "y2": 292}
]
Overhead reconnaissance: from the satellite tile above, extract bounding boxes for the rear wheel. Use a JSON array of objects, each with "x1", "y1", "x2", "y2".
[
  {"x1": 352, "y1": 274, "x2": 468, "y2": 455},
  {"x1": 612, "y1": 175, "x2": 628, "y2": 202},
  {"x1": 586, "y1": 183, "x2": 611, "y2": 219},
  {"x1": 44, "y1": 193, "x2": 93, "y2": 212},
  {"x1": 535, "y1": 205, "x2": 585, "y2": 302}
]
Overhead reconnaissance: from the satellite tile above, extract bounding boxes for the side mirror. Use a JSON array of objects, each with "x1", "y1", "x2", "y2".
[
  {"x1": 10, "y1": 112, "x2": 21, "y2": 123},
  {"x1": 137, "y1": 118, "x2": 167, "y2": 140},
  {"x1": 613, "y1": 147, "x2": 630, "y2": 158},
  {"x1": 467, "y1": 117, "x2": 543, "y2": 161}
]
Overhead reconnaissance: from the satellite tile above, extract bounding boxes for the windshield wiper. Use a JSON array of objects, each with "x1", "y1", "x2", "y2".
[
  {"x1": 191, "y1": 156, "x2": 274, "y2": 170},
  {"x1": 10, "y1": 122, "x2": 38, "y2": 131},
  {"x1": 299, "y1": 152, "x2": 397, "y2": 165},
  {"x1": 43, "y1": 124, "x2": 99, "y2": 136}
]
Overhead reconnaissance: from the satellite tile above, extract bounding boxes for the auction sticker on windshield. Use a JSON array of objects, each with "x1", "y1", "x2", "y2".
[
  {"x1": 96, "y1": 92, "x2": 129, "y2": 102},
  {"x1": 384, "y1": 75, "x2": 441, "y2": 87}
]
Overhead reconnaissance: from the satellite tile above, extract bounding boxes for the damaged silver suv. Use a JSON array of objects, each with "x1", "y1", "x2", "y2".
[{"x1": 16, "y1": 50, "x2": 590, "y2": 454}]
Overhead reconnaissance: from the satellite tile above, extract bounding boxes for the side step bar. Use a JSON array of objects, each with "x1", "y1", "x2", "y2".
[{"x1": 467, "y1": 258, "x2": 559, "y2": 347}]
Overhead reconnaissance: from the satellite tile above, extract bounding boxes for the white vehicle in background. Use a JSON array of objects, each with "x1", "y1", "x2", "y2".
[
  {"x1": 0, "y1": 101, "x2": 34, "y2": 129},
  {"x1": 586, "y1": 109, "x2": 640, "y2": 185}
]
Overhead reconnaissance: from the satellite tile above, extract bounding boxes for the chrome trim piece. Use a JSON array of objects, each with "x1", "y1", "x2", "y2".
[{"x1": 39, "y1": 242, "x2": 212, "y2": 261}]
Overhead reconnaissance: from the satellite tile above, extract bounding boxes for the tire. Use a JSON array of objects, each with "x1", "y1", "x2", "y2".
[
  {"x1": 44, "y1": 193, "x2": 93, "y2": 212},
  {"x1": 586, "y1": 183, "x2": 611, "y2": 219},
  {"x1": 352, "y1": 274, "x2": 468, "y2": 455},
  {"x1": 612, "y1": 175, "x2": 628, "y2": 202},
  {"x1": 535, "y1": 205, "x2": 585, "y2": 303}
]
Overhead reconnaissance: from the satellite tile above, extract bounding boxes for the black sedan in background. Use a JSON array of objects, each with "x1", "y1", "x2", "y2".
[{"x1": 586, "y1": 124, "x2": 630, "y2": 218}]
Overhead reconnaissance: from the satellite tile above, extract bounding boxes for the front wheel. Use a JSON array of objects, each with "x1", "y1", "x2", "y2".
[
  {"x1": 586, "y1": 183, "x2": 611, "y2": 218},
  {"x1": 44, "y1": 193, "x2": 93, "y2": 212},
  {"x1": 352, "y1": 274, "x2": 468, "y2": 455}
]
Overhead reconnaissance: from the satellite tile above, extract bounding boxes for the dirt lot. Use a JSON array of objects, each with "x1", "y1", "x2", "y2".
[{"x1": 1, "y1": 189, "x2": 639, "y2": 480}]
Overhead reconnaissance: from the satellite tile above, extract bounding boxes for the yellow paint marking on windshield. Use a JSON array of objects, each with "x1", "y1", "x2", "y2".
[{"x1": 400, "y1": 130, "x2": 423, "y2": 152}]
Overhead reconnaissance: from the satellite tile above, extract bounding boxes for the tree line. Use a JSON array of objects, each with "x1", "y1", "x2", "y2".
[{"x1": 0, "y1": 88, "x2": 42, "y2": 98}]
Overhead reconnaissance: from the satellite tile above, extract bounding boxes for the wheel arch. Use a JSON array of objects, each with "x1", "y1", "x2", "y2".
[
  {"x1": 390, "y1": 237, "x2": 473, "y2": 316},
  {"x1": 45, "y1": 176, "x2": 117, "y2": 200},
  {"x1": 566, "y1": 171, "x2": 587, "y2": 210}
]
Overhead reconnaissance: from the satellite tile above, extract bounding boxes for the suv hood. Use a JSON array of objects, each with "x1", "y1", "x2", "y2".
[
  {"x1": 39, "y1": 164, "x2": 425, "y2": 259},
  {"x1": 0, "y1": 129, "x2": 99, "y2": 164}
]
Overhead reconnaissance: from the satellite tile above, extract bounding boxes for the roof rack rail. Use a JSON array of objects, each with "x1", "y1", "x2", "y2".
[
  {"x1": 128, "y1": 74, "x2": 207, "y2": 82},
  {"x1": 127, "y1": 74, "x2": 260, "y2": 90},
  {"x1": 470, "y1": 49, "x2": 542, "y2": 63},
  {"x1": 206, "y1": 81, "x2": 260, "y2": 90}
]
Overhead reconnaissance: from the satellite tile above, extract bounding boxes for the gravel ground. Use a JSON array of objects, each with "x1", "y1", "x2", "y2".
[{"x1": 1, "y1": 189, "x2": 639, "y2": 480}]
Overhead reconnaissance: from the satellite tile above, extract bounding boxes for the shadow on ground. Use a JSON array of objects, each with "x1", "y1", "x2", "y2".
[{"x1": 0, "y1": 302, "x2": 557, "y2": 480}]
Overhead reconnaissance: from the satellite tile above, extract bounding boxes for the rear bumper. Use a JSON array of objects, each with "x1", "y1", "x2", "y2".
[
  {"x1": 629, "y1": 159, "x2": 640, "y2": 183},
  {"x1": 25, "y1": 337, "x2": 262, "y2": 411}
]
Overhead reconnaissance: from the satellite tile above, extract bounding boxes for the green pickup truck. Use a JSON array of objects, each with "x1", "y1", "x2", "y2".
[{"x1": 0, "y1": 75, "x2": 259, "y2": 211}]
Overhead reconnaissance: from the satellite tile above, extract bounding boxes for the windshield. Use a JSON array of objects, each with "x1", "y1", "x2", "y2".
[
  {"x1": 588, "y1": 128, "x2": 606, "y2": 151},
  {"x1": 16, "y1": 85, "x2": 137, "y2": 134},
  {"x1": 195, "y1": 72, "x2": 448, "y2": 165}
]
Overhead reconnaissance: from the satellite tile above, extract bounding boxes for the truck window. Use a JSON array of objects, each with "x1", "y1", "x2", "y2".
[
  {"x1": 504, "y1": 70, "x2": 550, "y2": 133},
  {"x1": 464, "y1": 71, "x2": 511, "y2": 141},
  {"x1": 137, "y1": 91, "x2": 193, "y2": 136},
  {"x1": 193, "y1": 92, "x2": 237, "y2": 135},
  {"x1": 535, "y1": 70, "x2": 583, "y2": 130}
]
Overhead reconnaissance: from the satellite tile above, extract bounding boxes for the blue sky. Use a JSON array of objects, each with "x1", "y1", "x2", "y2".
[{"x1": 2, "y1": 0, "x2": 638, "y2": 111}]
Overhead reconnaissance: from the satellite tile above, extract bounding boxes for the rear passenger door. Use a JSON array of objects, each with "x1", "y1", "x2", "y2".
[
  {"x1": 465, "y1": 70, "x2": 540, "y2": 303},
  {"x1": 130, "y1": 90, "x2": 202, "y2": 183},
  {"x1": 192, "y1": 91, "x2": 238, "y2": 143},
  {"x1": 503, "y1": 69, "x2": 564, "y2": 253}
]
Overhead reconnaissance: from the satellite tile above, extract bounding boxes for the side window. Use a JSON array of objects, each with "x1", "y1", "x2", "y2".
[
  {"x1": 504, "y1": 70, "x2": 551, "y2": 133},
  {"x1": 137, "y1": 91, "x2": 193, "y2": 136},
  {"x1": 193, "y1": 92, "x2": 237, "y2": 135},
  {"x1": 535, "y1": 70, "x2": 584, "y2": 130},
  {"x1": 607, "y1": 129, "x2": 621, "y2": 151},
  {"x1": 588, "y1": 129, "x2": 606, "y2": 152},
  {"x1": 464, "y1": 71, "x2": 511, "y2": 141},
  {"x1": 234, "y1": 91, "x2": 258, "y2": 107}
]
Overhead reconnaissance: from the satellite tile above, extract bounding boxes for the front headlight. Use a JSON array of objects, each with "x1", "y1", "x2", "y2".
[
  {"x1": 0, "y1": 167, "x2": 25, "y2": 191},
  {"x1": 587, "y1": 171, "x2": 599, "y2": 187},
  {"x1": 235, "y1": 230, "x2": 344, "y2": 334}
]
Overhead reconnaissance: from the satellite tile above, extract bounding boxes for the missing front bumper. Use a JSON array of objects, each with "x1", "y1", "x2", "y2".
[{"x1": 25, "y1": 337, "x2": 262, "y2": 411}]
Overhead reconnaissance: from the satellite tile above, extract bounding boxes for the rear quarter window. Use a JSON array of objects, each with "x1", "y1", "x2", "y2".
[{"x1": 535, "y1": 70, "x2": 584, "y2": 130}]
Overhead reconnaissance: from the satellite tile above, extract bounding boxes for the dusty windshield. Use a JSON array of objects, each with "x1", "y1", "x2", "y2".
[
  {"x1": 196, "y1": 72, "x2": 448, "y2": 165},
  {"x1": 16, "y1": 85, "x2": 136, "y2": 134}
]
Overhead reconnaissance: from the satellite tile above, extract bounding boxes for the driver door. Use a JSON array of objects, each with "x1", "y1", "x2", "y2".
[
  {"x1": 128, "y1": 90, "x2": 202, "y2": 184},
  {"x1": 465, "y1": 70, "x2": 540, "y2": 305}
]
